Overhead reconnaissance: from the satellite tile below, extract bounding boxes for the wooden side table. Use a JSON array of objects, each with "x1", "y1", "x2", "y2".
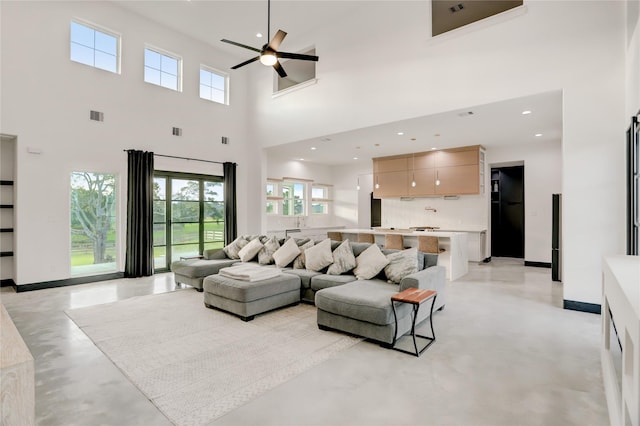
[{"x1": 391, "y1": 288, "x2": 437, "y2": 357}]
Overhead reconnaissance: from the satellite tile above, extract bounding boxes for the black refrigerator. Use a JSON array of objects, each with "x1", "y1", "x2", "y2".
[{"x1": 552, "y1": 194, "x2": 562, "y2": 281}]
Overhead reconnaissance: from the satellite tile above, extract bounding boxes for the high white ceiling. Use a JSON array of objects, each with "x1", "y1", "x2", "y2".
[{"x1": 113, "y1": 1, "x2": 563, "y2": 166}]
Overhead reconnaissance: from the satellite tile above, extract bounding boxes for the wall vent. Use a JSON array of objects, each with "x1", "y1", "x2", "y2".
[
  {"x1": 172, "y1": 127, "x2": 182, "y2": 136},
  {"x1": 221, "y1": 136, "x2": 229, "y2": 145},
  {"x1": 89, "y1": 110, "x2": 104, "y2": 122},
  {"x1": 449, "y1": 3, "x2": 464, "y2": 13}
]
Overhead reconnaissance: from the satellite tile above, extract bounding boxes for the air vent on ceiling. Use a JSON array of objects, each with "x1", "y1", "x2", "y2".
[
  {"x1": 172, "y1": 127, "x2": 182, "y2": 136},
  {"x1": 450, "y1": 3, "x2": 464, "y2": 13},
  {"x1": 457, "y1": 111, "x2": 474, "y2": 117},
  {"x1": 89, "y1": 110, "x2": 104, "y2": 122},
  {"x1": 221, "y1": 136, "x2": 229, "y2": 145}
]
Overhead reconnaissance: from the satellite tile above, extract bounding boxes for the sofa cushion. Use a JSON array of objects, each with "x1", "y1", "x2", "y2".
[
  {"x1": 282, "y1": 268, "x2": 322, "y2": 289},
  {"x1": 203, "y1": 248, "x2": 228, "y2": 260},
  {"x1": 327, "y1": 239, "x2": 357, "y2": 275},
  {"x1": 293, "y1": 240, "x2": 315, "y2": 269},
  {"x1": 223, "y1": 237, "x2": 249, "y2": 260},
  {"x1": 353, "y1": 244, "x2": 389, "y2": 280},
  {"x1": 384, "y1": 248, "x2": 419, "y2": 284},
  {"x1": 171, "y1": 258, "x2": 238, "y2": 278},
  {"x1": 258, "y1": 236, "x2": 280, "y2": 265},
  {"x1": 310, "y1": 274, "x2": 357, "y2": 291},
  {"x1": 238, "y1": 238, "x2": 263, "y2": 263},
  {"x1": 315, "y1": 280, "x2": 411, "y2": 326},
  {"x1": 304, "y1": 238, "x2": 334, "y2": 272},
  {"x1": 273, "y1": 237, "x2": 301, "y2": 268}
]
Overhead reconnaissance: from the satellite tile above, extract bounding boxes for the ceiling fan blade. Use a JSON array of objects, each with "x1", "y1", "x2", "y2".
[
  {"x1": 231, "y1": 56, "x2": 260, "y2": 69},
  {"x1": 220, "y1": 39, "x2": 261, "y2": 53},
  {"x1": 273, "y1": 61, "x2": 287, "y2": 78},
  {"x1": 268, "y1": 30, "x2": 287, "y2": 51},
  {"x1": 276, "y1": 51, "x2": 319, "y2": 62}
]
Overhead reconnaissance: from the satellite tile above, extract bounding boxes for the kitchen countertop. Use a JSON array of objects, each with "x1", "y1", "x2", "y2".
[{"x1": 337, "y1": 228, "x2": 468, "y2": 238}]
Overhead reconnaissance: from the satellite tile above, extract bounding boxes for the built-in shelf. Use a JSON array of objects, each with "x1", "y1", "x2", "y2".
[
  {"x1": 0, "y1": 180, "x2": 14, "y2": 186},
  {"x1": 0, "y1": 228, "x2": 13, "y2": 233},
  {"x1": 0, "y1": 251, "x2": 14, "y2": 257}
]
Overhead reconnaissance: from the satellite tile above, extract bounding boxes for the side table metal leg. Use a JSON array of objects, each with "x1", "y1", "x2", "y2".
[
  {"x1": 411, "y1": 304, "x2": 420, "y2": 356},
  {"x1": 391, "y1": 301, "x2": 398, "y2": 346}
]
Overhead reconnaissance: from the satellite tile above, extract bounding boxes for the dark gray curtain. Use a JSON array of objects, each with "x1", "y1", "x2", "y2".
[
  {"x1": 224, "y1": 162, "x2": 237, "y2": 245},
  {"x1": 125, "y1": 150, "x2": 154, "y2": 277}
]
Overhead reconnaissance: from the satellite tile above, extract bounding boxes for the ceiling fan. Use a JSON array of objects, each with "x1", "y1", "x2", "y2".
[{"x1": 221, "y1": 0, "x2": 319, "y2": 78}]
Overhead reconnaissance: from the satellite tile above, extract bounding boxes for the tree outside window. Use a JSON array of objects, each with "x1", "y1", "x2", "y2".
[{"x1": 70, "y1": 172, "x2": 117, "y2": 275}]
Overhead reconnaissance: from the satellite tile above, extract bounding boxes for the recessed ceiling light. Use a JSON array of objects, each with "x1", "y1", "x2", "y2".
[
  {"x1": 353, "y1": 157, "x2": 358, "y2": 160},
  {"x1": 356, "y1": 146, "x2": 361, "y2": 149},
  {"x1": 535, "y1": 133, "x2": 542, "y2": 137},
  {"x1": 434, "y1": 133, "x2": 440, "y2": 137},
  {"x1": 411, "y1": 138, "x2": 416, "y2": 141},
  {"x1": 310, "y1": 147, "x2": 316, "y2": 150},
  {"x1": 522, "y1": 110, "x2": 532, "y2": 115},
  {"x1": 397, "y1": 132, "x2": 404, "y2": 136},
  {"x1": 256, "y1": 33, "x2": 263, "y2": 38},
  {"x1": 431, "y1": 147, "x2": 437, "y2": 150},
  {"x1": 374, "y1": 143, "x2": 380, "y2": 147},
  {"x1": 299, "y1": 158, "x2": 304, "y2": 161}
]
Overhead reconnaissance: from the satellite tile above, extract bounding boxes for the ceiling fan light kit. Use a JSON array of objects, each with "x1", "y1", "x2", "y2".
[{"x1": 221, "y1": 0, "x2": 319, "y2": 78}]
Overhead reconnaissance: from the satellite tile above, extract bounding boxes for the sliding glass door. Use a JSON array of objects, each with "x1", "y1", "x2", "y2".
[{"x1": 153, "y1": 172, "x2": 224, "y2": 271}]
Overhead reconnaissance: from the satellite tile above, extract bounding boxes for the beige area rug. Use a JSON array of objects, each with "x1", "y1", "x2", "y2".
[{"x1": 65, "y1": 290, "x2": 362, "y2": 426}]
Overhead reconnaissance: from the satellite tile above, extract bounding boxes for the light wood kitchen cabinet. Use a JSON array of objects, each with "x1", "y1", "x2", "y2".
[
  {"x1": 408, "y1": 168, "x2": 436, "y2": 196},
  {"x1": 373, "y1": 155, "x2": 409, "y2": 197},
  {"x1": 373, "y1": 170, "x2": 408, "y2": 197},
  {"x1": 435, "y1": 164, "x2": 479, "y2": 195},
  {"x1": 373, "y1": 145, "x2": 483, "y2": 198}
]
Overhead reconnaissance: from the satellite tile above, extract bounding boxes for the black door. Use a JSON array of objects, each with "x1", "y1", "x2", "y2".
[
  {"x1": 370, "y1": 193, "x2": 381, "y2": 227},
  {"x1": 491, "y1": 166, "x2": 525, "y2": 258}
]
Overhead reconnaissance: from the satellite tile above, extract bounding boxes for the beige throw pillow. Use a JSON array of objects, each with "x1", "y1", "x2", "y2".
[
  {"x1": 272, "y1": 237, "x2": 301, "y2": 268},
  {"x1": 238, "y1": 238, "x2": 264, "y2": 263},
  {"x1": 223, "y1": 237, "x2": 249, "y2": 260},
  {"x1": 384, "y1": 247, "x2": 418, "y2": 283},
  {"x1": 327, "y1": 239, "x2": 357, "y2": 275},
  {"x1": 304, "y1": 238, "x2": 334, "y2": 272},
  {"x1": 353, "y1": 244, "x2": 390, "y2": 280}
]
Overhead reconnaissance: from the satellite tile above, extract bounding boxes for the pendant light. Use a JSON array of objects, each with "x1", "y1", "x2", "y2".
[
  {"x1": 411, "y1": 153, "x2": 416, "y2": 187},
  {"x1": 375, "y1": 175, "x2": 380, "y2": 189},
  {"x1": 356, "y1": 176, "x2": 360, "y2": 191},
  {"x1": 435, "y1": 170, "x2": 441, "y2": 186}
]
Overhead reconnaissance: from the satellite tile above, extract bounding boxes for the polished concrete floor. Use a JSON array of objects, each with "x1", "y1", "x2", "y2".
[{"x1": 1, "y1": 258, "x2": 608, "y2": 426}]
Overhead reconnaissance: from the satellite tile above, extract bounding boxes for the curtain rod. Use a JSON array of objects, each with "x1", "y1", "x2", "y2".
[{"x1": 123, "y1": 150, "x2": 236, "y2": 166}]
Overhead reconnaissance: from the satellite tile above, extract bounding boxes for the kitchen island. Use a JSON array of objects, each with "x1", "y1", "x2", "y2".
[{"x1": 330, "y1": 228, "x2": 469, "y2": 281}]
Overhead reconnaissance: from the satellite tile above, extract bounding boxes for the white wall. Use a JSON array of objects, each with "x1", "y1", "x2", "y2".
[
  {"x1": 0, "y1": 1, "x2": 258, "y2": 285},
  {"x1": 256, "y1": 1, "x2": 626, "y2": 306},
  {"x1": 628, "y1": 0, "x2": 640, "y2": 117},
  {"x1": 488, "y1": 140, "x2": 562, "y2": 263}
]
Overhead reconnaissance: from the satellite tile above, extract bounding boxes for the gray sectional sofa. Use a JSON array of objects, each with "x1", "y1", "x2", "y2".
[{"x1": 171, "y1": 236, "x2": 446, "y2": 346}]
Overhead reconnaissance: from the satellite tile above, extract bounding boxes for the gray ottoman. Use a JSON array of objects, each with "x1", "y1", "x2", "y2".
[
  {"x1": 203, "y1": 273, "x2": 301, "y2": 321},
  {"x1": 171, "y1": 258, "x2": 237, "y2": 291}
]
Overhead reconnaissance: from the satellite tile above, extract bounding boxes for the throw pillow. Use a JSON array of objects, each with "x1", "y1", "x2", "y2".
[
  {"x1": 327, "y1": 239, "x2": 357, "y2": 275},
  {"x1": 258, "y1": 236, "x2": 280, "y2": 265},
  {"x1": 384, "y1": 247, "x2": 419, "y2": 284},
  {"x1": 304, "y1": 238, "x2": 334, "y2": 272},
  {"x1": 238, "y1": 238, "x2": 264, "y2": 263},
  {"x1": 272, "y1": 237, "x2": 301, "y2": 268},
  {"x1": 293, "y1": 240, "x2": 315, "y2": 269},
  {"x1": 353, "y1": 244, "x2": 390, "y2": 280},
  {"x1": 223, "y1": 237, "x2": 249, "y2": 260}
]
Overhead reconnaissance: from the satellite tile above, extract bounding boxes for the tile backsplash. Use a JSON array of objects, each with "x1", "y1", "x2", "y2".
[{"x1": 381, "y1": 195, "x2": 488, "y2": 230}]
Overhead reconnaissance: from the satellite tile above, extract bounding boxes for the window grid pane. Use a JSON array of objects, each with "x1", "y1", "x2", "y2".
[
  {"x1": 70, "y1": 21, "x2": 118, "y2": 74},
  {"x1": 144, "y1": 48, "x2": 180, "y2": 91},
  {"x1": 200, "y1": 67, "x2": 227, "y2": 104}
]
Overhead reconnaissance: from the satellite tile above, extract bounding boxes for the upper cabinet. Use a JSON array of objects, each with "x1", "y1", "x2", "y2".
[{"x1": 373, "y1": 145, "x2": 484, "y2": 198}]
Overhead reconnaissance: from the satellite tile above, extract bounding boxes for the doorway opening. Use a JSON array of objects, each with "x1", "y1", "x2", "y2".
[{"x1": 491, "y1": 165, "x2": 525, "y2": 258}]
